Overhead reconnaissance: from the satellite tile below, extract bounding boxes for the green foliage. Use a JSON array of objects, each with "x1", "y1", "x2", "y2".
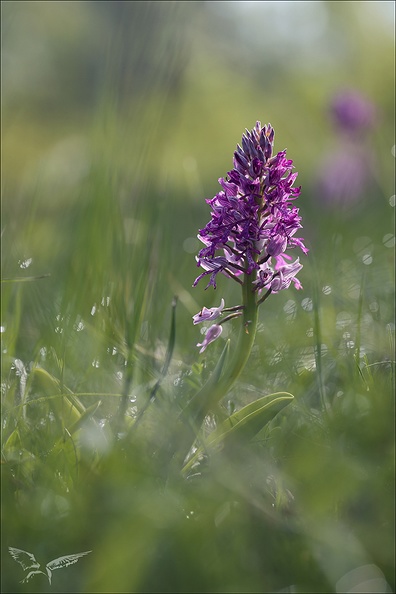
[
  {"x1": 182, "y1": 392, "x2": 294, "y2": 477},
  {"x1": 1, "y1": 2, "x2": 394, "y2": 593}
]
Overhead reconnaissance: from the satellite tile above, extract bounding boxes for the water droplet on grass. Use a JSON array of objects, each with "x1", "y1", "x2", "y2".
[
  {"x1": 301, "y1": 297, "x2": 313, "y2": 311},
  {"x1": 283, "y1": 299, "x2": 297, "y2": 321},
  {"x1": 336, "y1": 311, "x2": 352, "y2": 329},
  {"x1": 383, "y1": 233, "x2": 395, "y2": 248},
  {"x1": 362, "y1": 254, "x2": 373, "y2": 265},
  {"x1": 19, "y1": 258, "x2": 32, "y2": 269}
]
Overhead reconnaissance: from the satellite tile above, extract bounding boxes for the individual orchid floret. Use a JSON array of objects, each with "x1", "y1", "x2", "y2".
[
  {"x1": 253, "y1": 255, "x2": 303, "y2": 295},
  {"x1": 271, "y1": 257, "x2": 303, "y2": 293},
  {"x1": 192, "y1": 299, "x2": 225, "y2": 325},
  {"x1": 197, "y1": 324, "x2": 223, "y2": 354}
]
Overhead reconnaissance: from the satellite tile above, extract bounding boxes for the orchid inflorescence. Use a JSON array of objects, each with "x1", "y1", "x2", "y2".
[{"x1": 193, "y1": 121, "x2": 307, "y2": 352}]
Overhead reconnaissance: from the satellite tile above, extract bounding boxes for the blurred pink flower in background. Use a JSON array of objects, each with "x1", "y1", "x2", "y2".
[
  {"x1": 331, "y1": 89, "x2": 377, "y2": 135},
  {"x1": 316, "y1": 146, "x2": 372, "y2": 206},
  {"x1": 316, "y1": 89, "x2": 378, "y2": 208}
]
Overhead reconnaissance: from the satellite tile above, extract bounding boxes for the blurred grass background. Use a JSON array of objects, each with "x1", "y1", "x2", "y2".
[{"x1": 1, "y1": 1, "x2": 395, "y2": 592}]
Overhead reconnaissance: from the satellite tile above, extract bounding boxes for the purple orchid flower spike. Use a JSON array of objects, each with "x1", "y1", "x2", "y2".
[
  {"x1": 192, "y1": 121, "x2": 307, "y2": 361},
  {"x1": 197, "y1": 324, "x2": 223, "y2": 354},
  {"x1": 182, "y1": 120, "x2": 306, "y2": 459},
  {"x1": 193, "y1": 122, "x2": 307, "y2": 300},
  {"x1": 192, "y1": 299, "x2": 225, "y2": 325}
]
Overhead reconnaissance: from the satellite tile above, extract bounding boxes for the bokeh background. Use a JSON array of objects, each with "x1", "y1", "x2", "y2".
[{"x1": 2, "y1": 2, "x2": 395, "y2": 593}]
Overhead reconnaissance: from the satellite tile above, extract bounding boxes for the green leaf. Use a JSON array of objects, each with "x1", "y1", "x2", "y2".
[
  {"x1": 1, "y1": 274, "x2": 51, "y2": 283},
  {"x1": 182, "y1": 339, "x2": 230, "y2": 425},
  {"x1": 182, "y1": 392, "x2": 294, "y2": 475},
  {"x1": 3, "y1": 428, "x2": 22, "y2": 452},
  {"x1": 210, "y1": 392, "x2": 294, "y2": 443},
  {"x1": 161, "y1": 341, "x2": 231, "y2": 472},
  {"x1": 30, "y1": 367, "x2": 85, "y2": 429},
  {"x1": 68, "y1": 400, "x2": 102, "y2": 435}
]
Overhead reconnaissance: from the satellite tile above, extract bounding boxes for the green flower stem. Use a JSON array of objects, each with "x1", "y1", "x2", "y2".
[
  {"x1": 218, "y1": 271, "x2": 258, "y2": 394},
  {"x1": 167, "y1": 273, "x2": 259, "y2": 474},
  {"x1": 166, "y1": 272, "x2": 259, "y2": 473},
  {"x1": 184, "y1": 271, "x2": 258, "y2": 427}
]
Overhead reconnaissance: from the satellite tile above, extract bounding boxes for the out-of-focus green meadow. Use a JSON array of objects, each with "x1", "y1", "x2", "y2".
[{"x1": 1, "y1": 2, "x2": 395, "y2": 592}]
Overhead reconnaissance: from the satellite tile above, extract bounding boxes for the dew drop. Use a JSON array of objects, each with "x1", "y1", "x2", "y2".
[
  {"x1": 283, "y1": 299, "x2": 297, "y2": 321},
  {"x1": 382, "y1": 233, "x2": 395, "y2": 248},
  {"x1": 269, "y1": 350, "x2": 283, "y2": 365},
  {"x1": 301, "y1": 297, "x2": 313, "y2": 311},
  {"x1": 336, "y1": 311, "x2": 352, "y2": 330},
  {"x1": 19, "y1": 258, "x2": 33, "y2": 269}
]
